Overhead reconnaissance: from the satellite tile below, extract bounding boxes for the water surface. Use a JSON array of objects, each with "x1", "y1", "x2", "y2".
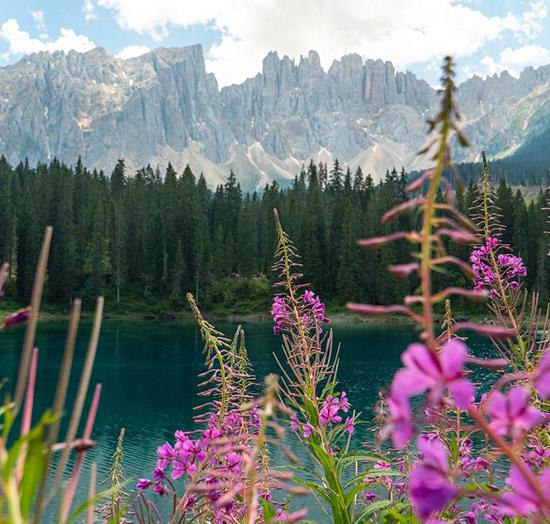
[{"x1": 0, "y1": 319, "x2": 493, "y2": 518}]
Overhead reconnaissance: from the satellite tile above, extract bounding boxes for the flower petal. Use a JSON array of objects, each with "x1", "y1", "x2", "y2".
[
  {"x1": 440, "y1": 339, "x2": 468, "y2": 377},
  {"x1": 448, "y1": 379, "x2": 475, "y2": 409}
]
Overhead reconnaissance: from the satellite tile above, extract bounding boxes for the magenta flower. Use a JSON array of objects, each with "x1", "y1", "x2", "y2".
[
  {"x1": 344, "y1": 417, "x2": 355, "y2": 434},
  {"x1": 1, "y1": 307, "x2": 31, "y2": 329},
  {"x1": 303, "y1": 289, "x2": 330, "y2": 324},
  {"x1": 457, "y1": 438, "x2": 490, "y2": 474},
  {"x1": 188, "y1": 439, "x2": 206, "y2": 462},
  {"x1": 152, "y1": 466, "x2": 164, "y2": 482},
  {"x1": 470, "y1": 237, "x2": 527, "y2": 297},
  {"x1": 340, "y1": 391, "x2": 349, "y2": 412},
  {"x1": 303, "y1": 423, "x2": 314, "y2": 438},
  {"x1": 290, "y1": 413, "x2": 299, "y2": 432},
  {"x1": 226, "y1": 452, "x2": 243, "y2": 474},
  {"x1": 486, "y1": 386, "x2": 544, "y2": 440},
  {"x1": 153, "y1": 482, "x2": 167, "y2": 496},
  {"x1": 499, "y1": 466, "x2": 550, "y2": 517},
  {"x1": 319, "y1": 396, "x2": 342, "y2": 425},
  {"x1": 202, "y1": 426, "x2": 222, "y2": 444},
  {"x1": 525, "y1": 440, "x2": 550, "y2": 468},
  {"x1": 497, "y1": 253, "x2": 527, "y2": 279},
  {"x1": 410, "y1": 435, "x2": 459, "y2": 520},
  {"x1": 271, "y1": 296, "x2": 289, "y2": 334},
  {"x1": 391, "y1": 339, "x2": 475, "y2": 409},
  {"x1": 136, "y1": 478, "x2": 151, "y2": 490},
  {"x1": 364, "y1": 491, "x2": 376, "y2": 502},
  {"x1": 386, "y1": 394, "x2": 414, "y2": 448},
  {"x1": 534, "y1": 349, "x2": 550, "y2": 400},
  {"x1": 156, "y1": 442, "x2": 175, "y2": 469}
]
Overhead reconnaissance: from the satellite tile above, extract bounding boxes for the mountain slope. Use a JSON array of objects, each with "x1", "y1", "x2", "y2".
[{"x1": 1, "y1": 45, "x2": 550, "y2": 190}]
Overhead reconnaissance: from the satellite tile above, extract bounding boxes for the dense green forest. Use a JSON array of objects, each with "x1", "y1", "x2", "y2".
[{"x1": 0, "y1": 156, "x2": 548, "y2": 315}]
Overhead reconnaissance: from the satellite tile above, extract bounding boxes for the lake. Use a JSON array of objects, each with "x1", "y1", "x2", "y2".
[{"x1": 0, "y1": 319, "x2": 494, "y2": 519}]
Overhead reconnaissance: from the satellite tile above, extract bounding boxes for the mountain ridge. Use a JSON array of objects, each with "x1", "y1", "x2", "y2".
[{"x1": 1, "y1": 44, "x2": 550, "y2": 190}]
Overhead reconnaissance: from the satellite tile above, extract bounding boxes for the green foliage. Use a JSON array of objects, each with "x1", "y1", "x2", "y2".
[{"x1": 0, "y1": 155, "x2": 546, "y2": 313}]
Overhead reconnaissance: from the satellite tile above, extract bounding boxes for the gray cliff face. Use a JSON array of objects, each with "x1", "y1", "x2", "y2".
[
  {"x1": 1, "y1": 44, "x2": 550, "y2": 191},
  {"x1": 221, "y1": 51, "x2": 436, "y2": 162}
]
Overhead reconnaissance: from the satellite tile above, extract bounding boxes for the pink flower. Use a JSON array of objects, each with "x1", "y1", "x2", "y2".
[
  {"x1": 319, "y1": 396, "x2": 342, "y2": 425},
  {"x1": 340, "y1": 391, "x2": 349, "y2": 412},
  {"x1": 152, "y1": 466, "x2": 164, "y2": 482},
  {"x1": 534, "y1": 349, "x2": 550, "y2": 400},
  {"x1": 153, "y1": 482, "x2": 167, "y2": 496},
  {"x1": 525, "y1": 441, "x2": 550, "y2": 468},
  {"x1": 386, "y1": 394, "x2": 414, "y2": 448},
  {"x1": 391, "y1": 340, "x2": 475, "y2": 409},
  {"x1": 303, "y1": 289, "x2": 330, "y2": 324},
  {"x1": 136, "y1": 478, "x2": 151, "y2": 490},
  {"x1": 271, "y1": 296, "x2": 289, "y2": 334},
  {"x1": 303, "y1": 423, "x2": 314, "y2": 438},
  {"x1": 290, "y1": 412, "x2": 299, "y2": 431},
  {"x1": 156, "y1": 442, "x2": 175, "y2": 469},
  {"x1": 410, "y1": 435, "x2": 459, "y2": 520},
  {"x1": 364, "y1": 492, "x2": 376, "y2": 502},
  {"x1": 344, "y1": 417, "x2": 355, "y2": 434},
  {"x1": 1, "y1": 307, "x2": 31, "y2": 329},
  {"x1": 499, "y1": 466, "x2": 550, "y2": 517},
  {"x1": 226, "y1": 452, "x2": 243, "y2": 474},
  {"x1": 202, "y1": 427, "x2": 222, "y2": 444},
  {"x1": 486, "y1": 386, "x2": 544, "y2": 441}
]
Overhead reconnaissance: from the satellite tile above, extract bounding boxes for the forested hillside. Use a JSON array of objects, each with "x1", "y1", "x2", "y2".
[{"x1": 0, "y1": 156, "x2": 548, "y2": 313}]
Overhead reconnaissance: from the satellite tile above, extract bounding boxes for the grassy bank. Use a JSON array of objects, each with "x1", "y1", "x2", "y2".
[{"x1": 1, "y1": 275, "x2": 493, "y2": 325}]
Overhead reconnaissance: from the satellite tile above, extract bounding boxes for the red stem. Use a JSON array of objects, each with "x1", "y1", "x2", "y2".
[
  {"x1": 468, "y1": 405, "x2": 550, "y2": 513},
  {"x1": 61, "y1": 383, "x2": 102, "y2": 521}
]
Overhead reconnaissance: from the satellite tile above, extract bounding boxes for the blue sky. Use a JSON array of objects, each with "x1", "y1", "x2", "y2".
[{"x1": 1, "y1": 0, "x2": 550, "y2": 87}]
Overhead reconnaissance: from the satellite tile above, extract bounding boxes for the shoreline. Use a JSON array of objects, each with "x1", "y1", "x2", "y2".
[
  {"x1": 2, "y1": 303, "x2": 483, "y2": 327},
  {"x1": 2, "y1": 301, "x2": 420, "y2": 326}
]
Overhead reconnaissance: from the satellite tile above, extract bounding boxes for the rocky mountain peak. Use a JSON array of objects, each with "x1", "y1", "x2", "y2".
[{"x1": 1, "y1": 44, "x2": 550, "y2": 191}]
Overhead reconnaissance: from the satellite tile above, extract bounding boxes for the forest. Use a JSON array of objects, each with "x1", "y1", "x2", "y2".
[{"x1": 0, "y1": 155, "x2": 548, "y2": 314}]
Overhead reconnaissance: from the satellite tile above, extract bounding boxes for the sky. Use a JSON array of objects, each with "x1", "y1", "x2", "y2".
[{"x1": 1, "y1": 0, "x2": 550, "y2": 87}]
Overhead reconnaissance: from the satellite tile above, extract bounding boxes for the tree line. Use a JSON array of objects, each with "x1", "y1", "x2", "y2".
[{"x1": 0, "y1": 156, "x2": 548, "y2": 312}]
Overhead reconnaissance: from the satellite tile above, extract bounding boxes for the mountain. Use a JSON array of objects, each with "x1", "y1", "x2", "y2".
[{"x1": 1, "y1": 44, "x2": 550, "y2": 191}]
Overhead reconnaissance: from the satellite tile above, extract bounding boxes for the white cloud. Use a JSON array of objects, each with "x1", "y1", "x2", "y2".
[
  {"x1": 482, "y1": 44, "x2": 550, "y2": 77},
  {"x1": 92, "y1": 0, "x2": 549, "y2": 86},
  {"x1": 116, "y1": 44, "x2": 150, "y2": 59},
  {"x1": 31, "y1": 11, "x2": 47, "y2": 33},
  {"x1": 0, "y1": 19, "x2": 95, "y2": 58},
  {"x1": 82, "y1": 0, "x2": 97, "y2": 21}
]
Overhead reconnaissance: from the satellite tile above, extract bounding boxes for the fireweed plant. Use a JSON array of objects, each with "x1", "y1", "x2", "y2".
[
  {"x1": 0, "y1": 228, "x2": 114, "y2": 524},
  {"x1": 270, "y1": 210, "x2": 405, "y2": 524},
  {"x1": 347, "y1": 57, "x2": 550, "y2": 522},
  {"x1": 136, "y1": 294, "x2": 307, "y2": 523}
]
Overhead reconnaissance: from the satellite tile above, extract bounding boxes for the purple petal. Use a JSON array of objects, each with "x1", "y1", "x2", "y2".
[
  {"x1": 392, "y1": 368, "x2": 432, "y2": 397},
  {"x1": 410, "y1": 464, "x2": 458, "y2": 519},
  {"x1": 402, "y1": 343, "x2": 440, "y2": 379},
  {"x1": 440, "y1": 339, "x2": 467, "y2": 377},
  {"x1": 417, "y1": 435, "x2": 449, "y2": 471},
  {"x1": 534, "y1": 350, "x2": 550, "y2": 400},
  {"x1": 448, "y1": 379, "x2": 475, "y2": 409}
]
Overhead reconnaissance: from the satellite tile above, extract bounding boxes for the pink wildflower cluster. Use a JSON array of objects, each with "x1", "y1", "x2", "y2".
[
  {"x1": 271, "y1": 289, "x2": 329, "y2": 335},
  {"x1": 303, "y1": 290, "x2": 330, "y2": 325},
  {"x1": 409, "y1": 434, "x2": 458, "y2": 520},
  {"x1": 384, "y1": 336, "x2": 550, "y2": 521},
  {"x1": 387, "y1": 339, "x2": 474, "y2": 448},
  {"x1": 290, "y1": 392, "x2": 355, "y2": 439},
  {"x1": 271, "y1": 296, "x2": 289, "y2": 335},
  {"x1": 470, "y1": 236, "x2": 526, "y2": 296},
  {"x1": 138, "y1": 409, "x2": 259, "y2": 520}
]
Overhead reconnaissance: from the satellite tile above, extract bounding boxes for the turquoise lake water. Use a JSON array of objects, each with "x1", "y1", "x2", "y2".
[{"x1": 0, "y1": 319, "x2": 494, "y2": 519}]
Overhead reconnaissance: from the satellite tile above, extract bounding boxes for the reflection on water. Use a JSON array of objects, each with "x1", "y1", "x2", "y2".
[{"x1": 0, "y1": 319, "x2": 494, "y2": 519}]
